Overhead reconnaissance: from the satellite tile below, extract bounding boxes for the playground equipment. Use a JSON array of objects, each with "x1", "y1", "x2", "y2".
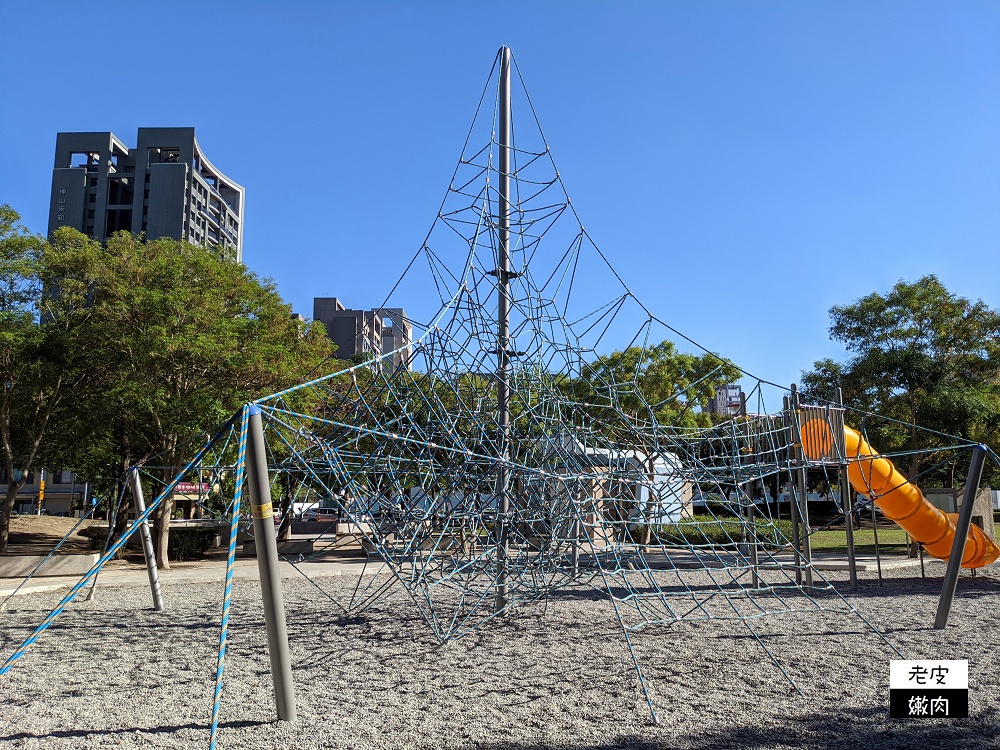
[
  {"x1": 801, "y1": 419, "x2": 999, "y2": 568},
  {"x1": 3, "y1": 46, "x2": 1000, "y2": 748}
]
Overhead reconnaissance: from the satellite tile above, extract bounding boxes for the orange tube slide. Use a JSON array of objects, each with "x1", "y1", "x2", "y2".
[{"x1": 801, "y1": 421, "x2": 999, "y2": 568}]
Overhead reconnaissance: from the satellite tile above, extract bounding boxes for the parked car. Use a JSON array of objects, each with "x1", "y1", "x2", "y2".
[{"x1": 302, "y1": 507, "x2": 337, "y2": 521}]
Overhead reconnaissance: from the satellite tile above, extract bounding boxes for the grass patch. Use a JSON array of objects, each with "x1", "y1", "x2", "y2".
[
  {"x1": 640, "y1": 517, "x2": 913, "y2": 556},
  {"x1": 643, "y1": 515, "x2": 793, "y2": 549},
  {"x1": 808, "y1": 528, "x2": 909, "y2": 556}
]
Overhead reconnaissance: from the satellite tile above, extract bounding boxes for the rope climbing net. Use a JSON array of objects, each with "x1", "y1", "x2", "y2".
[{"x1": 3, "y1": 47, "x2": 996, "y2": 741}]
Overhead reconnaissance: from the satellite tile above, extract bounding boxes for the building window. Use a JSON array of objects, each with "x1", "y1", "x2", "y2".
[
  {"x1": 144, "y1": 190, "x2": 149, "y2": 199},
  {"x1": 143, "y1": 206, "x2": 148, "y2": 216},
  {"x1": 53, "y1": 471, "x2": 63, "y2": 485},
  {"x1": 88, "y1": 210, "x2": 95, "y2": 219},
  {"x1": 145, "y1": 173, "x2": 150, "y2": 183},
  {"x1": 85, "y1": 226, "x2": 94, "y2": 234},
  {"x1": 89, "y1": 194, "x2": 96, "y2": 203},
  {"x1": 90, "y1": 178, "x2": 98, "y2": 187}
]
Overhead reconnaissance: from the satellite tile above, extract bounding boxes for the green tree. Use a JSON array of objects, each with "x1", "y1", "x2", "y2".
[
  {"x1": 51, "y1": 230, "x2": 335, "y2": 567},
  {"x1": 0, "y1": 209, "x2": 105, "y2": 551},
  {"x1": 801, "y1": 275, "x2": 1000, "y2": 484},
  {"x1": 569, "y1": 340, "x2": 741, "y2": 431}
]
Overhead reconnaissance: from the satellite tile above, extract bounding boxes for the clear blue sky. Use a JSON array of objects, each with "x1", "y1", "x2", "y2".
[{"x1": 2, "y1": 1, "x2": 998, "y2": 393}]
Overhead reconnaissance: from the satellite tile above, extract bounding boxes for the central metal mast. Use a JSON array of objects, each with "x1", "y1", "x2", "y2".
[{"x1": 495, "y1": 46, "x2": 512, "y2": 613}]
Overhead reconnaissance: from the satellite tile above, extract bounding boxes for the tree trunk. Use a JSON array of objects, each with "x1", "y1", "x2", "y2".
[
  {"x1": 277, "y1": 480, "x2": 292, "y2": 541},
  {"x1": 0, "y1": 482, "x2": 26, "y2": 553},
  {"x1": 112, "y1": 478, "x2": 130, "y2": 545},
  {"x1": 153, "y1": 491, "x2": 176, "y2": 570},
  {"x1": 907, "y1": 392, "x2": 920, "y2": 480}
]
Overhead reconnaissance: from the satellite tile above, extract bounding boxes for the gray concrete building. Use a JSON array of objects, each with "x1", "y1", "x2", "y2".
[
  {"x1": 48, "y1": 128, "x2": 244, "y2": 260},
  {"x1": 702, "y1": 383, "x2": 744, "y2": 415},
  {"x1": 313, "y1": 298, "x2": 413, "y2": 372}
]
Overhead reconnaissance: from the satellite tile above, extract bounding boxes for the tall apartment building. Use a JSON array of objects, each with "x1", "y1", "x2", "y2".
[
  {"x1": 703, "y1": 383, "x2": 744, "y2": 415},
  {"x1": 48, "y1": 128, "x2": 244, "y2": 260},
  {"x1": 313, "y1": 298, "x2": 413, "y2": 372}
]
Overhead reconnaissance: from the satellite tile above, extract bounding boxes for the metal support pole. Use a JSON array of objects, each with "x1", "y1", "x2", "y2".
[
  {"x1": 747, "y1": 480, "x2": 759, "y2": 589},
  {"x1": 127, "y1": 468, "x2": 164, "y2": 611},
  {"x1": 495, "y1": 45, "x2": 512, "y2": 615},
  {"x1": 791, "y1": 385, "x2": 813, "y2": 587},
  {"x1": 571, "y1": 517, "x2": 581, "y2": 575},
  {"x1": 871, "y1": 501, "x2": 883, "y2": 586},
  {"x1": 570, "y1": 484, "x2": 582, "y2": 574},
  {"x1": 796, "y1": 465, "x2": 812, "y2": 586},
  {"x1": 738, "y1": 393, "x2": 760, "y2": 589},
  {"x1": 934, "y1": 445, "x2": 988, "y2": 630},
  {"x1": 835, "y1": 388, "x2": 858, "y2": 592},
  {"x1": 784, "y1": 396, "x2": 802, "y2": 585},
  {"x1": 246, "y1": 404, "x2": 297, "y2": 721}
]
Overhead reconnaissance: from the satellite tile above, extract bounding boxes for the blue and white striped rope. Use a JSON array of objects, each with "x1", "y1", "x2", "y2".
[
  {"x1": 0, "y1": 418, "x2": 235, "y2": 677},
  {"x1": 209, "y1": 405, "x2": 250, "y2": 750}
]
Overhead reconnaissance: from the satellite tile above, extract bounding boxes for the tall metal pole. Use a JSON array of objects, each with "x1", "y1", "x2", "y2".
[
  {"x1": 740, "y1": 393, "x2": 759, "y2": 588},
  {"x1": 127, "y1": 468, "x2": 164, "y2": 611},
  {"x1": 835, "y1": 388, "x2": 858, "y2": 592},
  {"x1": 746, "y1": 480, "x2": 759, "y2": 589},
  {"x1": 791, "y1": 385, "x2": 813, "y2": 587},
  {"x1": 934, "y1": 445, "x2": 988, "y2": 630},
  {"x1": 37, "y1": 468, "x2": 45, "y2": 515},
  {"x1": 871, "y1": 501, "x2": 883, "y2": 586},
  {"x1": 495, "y1": 46, "x2": 513, "y2": 614},
  {"x1": 784, "y1": 396, "x2": 802, "y2": 585},
  {"x1": 571, "y1": 489, "x2": 581, "y2": 575},
  {"x1": 246, "y1": 404, "x2": 297, "y2": 720}
]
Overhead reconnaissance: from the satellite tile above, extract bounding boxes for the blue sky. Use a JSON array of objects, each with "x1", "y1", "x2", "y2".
[{"x1": 2, "y1": 1, "x2": 998, "y2": 394}]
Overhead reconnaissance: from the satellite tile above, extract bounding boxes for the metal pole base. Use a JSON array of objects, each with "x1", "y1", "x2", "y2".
[
  {"x1": 934, "y1": 445, "x2": 988, "y2": 630},
  {"x1": 247, "y1": 404, "x2": 297, "y2": 721}
]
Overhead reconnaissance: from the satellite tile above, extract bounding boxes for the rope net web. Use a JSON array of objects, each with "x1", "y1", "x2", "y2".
[
  {"x1": 240, "y1": 48, "x2": 901, "y2": 710},
  {"x1": 4, "y1": 47, "x2": 995, "y2": 738}
]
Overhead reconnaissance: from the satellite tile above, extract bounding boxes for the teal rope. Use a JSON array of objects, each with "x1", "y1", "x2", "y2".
[
  {"x1": 0, "y1": 420, "x2": 234, "y2": 677},
  {"x1": 209, "y1": 406, "x2": 249, "y2": 750}
]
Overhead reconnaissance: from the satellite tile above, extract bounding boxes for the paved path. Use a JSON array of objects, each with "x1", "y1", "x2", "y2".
[{"x1": 0, "y1": 556, "x2": 388, "y2": 599}]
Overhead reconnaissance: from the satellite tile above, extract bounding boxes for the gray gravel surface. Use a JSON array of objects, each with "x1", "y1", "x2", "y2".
[{"x1": 0, "y1": 563, "x2": 998, "y2": 749}]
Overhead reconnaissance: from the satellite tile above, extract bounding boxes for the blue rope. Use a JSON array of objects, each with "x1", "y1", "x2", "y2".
[
  {"x1": 0, "y1": 419, "x2": 234, "y2": 677},
  {"x1": 209, "y1": 406, "x2": 249, "y2": 750},
  {"x1": 0, "y1": 502, "x2": 101, "y2": 611}
]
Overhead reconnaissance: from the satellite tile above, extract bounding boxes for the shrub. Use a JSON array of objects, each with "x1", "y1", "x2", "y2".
[{"x1": 79, "y1": 525, "x2": 218, "y2": 561}]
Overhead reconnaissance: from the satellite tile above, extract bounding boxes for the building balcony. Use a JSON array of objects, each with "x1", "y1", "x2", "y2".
[
  {"x1": 208, "y1": 182, "x2": 238, "y2": 212},
  {"x1": 199, "y1": 207, "x2": 220, "y2": 227}
]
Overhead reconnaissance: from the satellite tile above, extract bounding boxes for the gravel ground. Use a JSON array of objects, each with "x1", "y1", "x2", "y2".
[{"x1": 0, "y1": 563, "x2": 998, "y2": 750}]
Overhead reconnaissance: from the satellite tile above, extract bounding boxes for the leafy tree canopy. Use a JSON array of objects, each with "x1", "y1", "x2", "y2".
[
  {"x1": 6, "y1": 221, "x2": 337, "y2": 563},
  {"x1": 0, "y1": 209, "x2": 106, "y2": 551},
  {"x1": 801, "y1": 275, "x2": 1000, "y2": 484},
  {"x1": 569, "y1": 340, "x2": 741, "y2": 432}
]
